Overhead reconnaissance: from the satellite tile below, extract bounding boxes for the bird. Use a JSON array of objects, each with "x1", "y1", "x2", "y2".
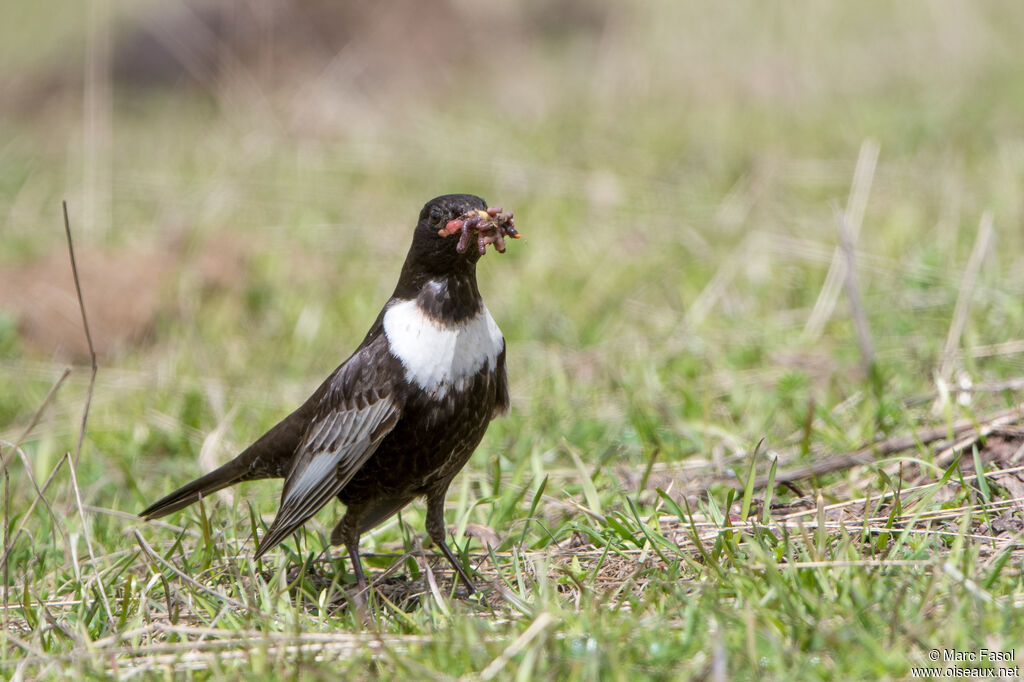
[{"x1": 140, "y1": 193, "x2": 518, "y2": 599}]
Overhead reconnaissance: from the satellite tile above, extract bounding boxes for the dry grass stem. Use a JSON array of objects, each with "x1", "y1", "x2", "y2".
[
  {"x1": 939, "y1": 210, "x2": 994, "y2": 381},
  {"x1": 63, "y1": 201, "x2": 98, "y2": 472},
  {"x1": 803, "y1": 138, "x2": 880, "y2": 341},
  {"x1": 132, "y1": 529, "x2": 277, "y2": 622},
  {"x1": 835, "y1": 205, "x2": 875, "y2": 372},
  {"x1": 478, "y1": 611, "x2": 555, "y2": 681}
]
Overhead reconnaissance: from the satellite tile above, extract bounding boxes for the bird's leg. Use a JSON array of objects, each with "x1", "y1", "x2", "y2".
[
  {"x1": 425, "y1": 489, "x2": 477, "y2": 595},
  {"x1": 347, "y1": 542, "x2": 368, "y2": 596},
  {"x1": 334, "y1": 516, "x2": 369, "y2": 609}
]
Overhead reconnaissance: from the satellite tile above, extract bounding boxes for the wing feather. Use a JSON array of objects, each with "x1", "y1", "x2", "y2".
[{"x1": 253, "y1": 388, "x2": 398, "y2": 558}]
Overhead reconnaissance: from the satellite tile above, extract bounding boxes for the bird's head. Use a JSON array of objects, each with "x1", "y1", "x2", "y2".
[{"x1": 406, "y1": 194, "x2": 519, "y2": 277}]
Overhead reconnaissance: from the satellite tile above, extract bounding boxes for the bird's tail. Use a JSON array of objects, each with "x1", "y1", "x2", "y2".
[
  {"x1": 140, "y1": 395, "x2": 313, "y2": 521},
  {"x1": 139, "y1": 458, "x2": 250, "y2": 519}
]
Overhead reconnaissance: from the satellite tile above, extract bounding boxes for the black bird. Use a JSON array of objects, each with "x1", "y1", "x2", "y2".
[{"x1": 140, "y1": 194, "x2": 518, "y2": 597}]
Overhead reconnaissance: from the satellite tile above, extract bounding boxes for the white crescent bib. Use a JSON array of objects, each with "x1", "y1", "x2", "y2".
[{"x1": 383, "y1": 298, "x2": 504, "y2": 398}]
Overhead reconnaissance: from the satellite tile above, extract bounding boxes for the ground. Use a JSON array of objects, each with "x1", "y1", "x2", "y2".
[{"x1": 2, "y1": 1, "x2": 1024, "y2": 679}]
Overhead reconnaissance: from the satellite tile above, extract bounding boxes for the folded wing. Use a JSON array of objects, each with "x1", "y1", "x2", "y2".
[{"x1": 253, "y1": 386, "x2": 399, "y2": 558}]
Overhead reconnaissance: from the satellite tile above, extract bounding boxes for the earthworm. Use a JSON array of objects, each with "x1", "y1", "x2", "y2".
[{"x1": 438, "y1": 207, "x2": 520, "y2": 255}]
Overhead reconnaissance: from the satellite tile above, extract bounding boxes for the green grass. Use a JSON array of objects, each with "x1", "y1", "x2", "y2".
[{"x1": 3, "y1": 1, "x2": 1024, "y2": 679}]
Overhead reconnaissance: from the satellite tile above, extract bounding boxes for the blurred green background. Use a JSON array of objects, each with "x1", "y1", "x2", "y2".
[
  {"x1": 4, "y1": 0, "x2": 1023, "y2": 481},
  {"x1": 4, "y1": 0, "x2": 1019, "y2": 450},
  {"x1": 3, "y1": 1, "x2": 1024, "y2": 678}
]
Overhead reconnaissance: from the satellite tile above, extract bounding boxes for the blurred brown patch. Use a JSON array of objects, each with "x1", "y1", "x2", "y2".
[
  {"x1": 112, "y1": 1, "x2": 467, "y2": 92},
  {"x1": 0, "y1": 232, "x2": 253, "y2": 363},
  {"x1": 0, "y1": 246, "x2": 167, "y2": 362},
  {"x1": 7, "y1": 0, "x2": 609, "y2": 121}
]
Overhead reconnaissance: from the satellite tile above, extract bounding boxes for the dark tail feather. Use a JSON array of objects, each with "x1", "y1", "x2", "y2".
[
  {"x1": 140, "y1": 401, "x2": 314, "y2": 520},
  {"x1": 140, "y1": 399, "x2": 316, "y2": 521},
  {"x1": 140, "y1": 459, "x2": 248, "y2": 519}
]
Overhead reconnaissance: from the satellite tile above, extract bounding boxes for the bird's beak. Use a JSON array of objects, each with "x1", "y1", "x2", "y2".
[{"x1": 437, "y1": 207, "x2": 519, "y2": 255}]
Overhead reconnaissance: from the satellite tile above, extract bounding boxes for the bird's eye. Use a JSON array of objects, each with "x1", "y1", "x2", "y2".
[{"x1": 428, "y1": 206, "x2": 443, "y2": 224}]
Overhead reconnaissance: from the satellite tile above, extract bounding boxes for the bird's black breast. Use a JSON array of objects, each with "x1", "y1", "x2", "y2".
[{"x1": 337, "y1": 358, "x2": 500, "y2": 504}]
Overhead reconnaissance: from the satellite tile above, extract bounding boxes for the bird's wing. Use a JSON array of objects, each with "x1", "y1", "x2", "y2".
[
  {"x1": 492, "y1": 344, "x2": 509, "y2": 418},
  {"x1": 254, "y1": 379, "x2": 399, "y2": 558}
]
